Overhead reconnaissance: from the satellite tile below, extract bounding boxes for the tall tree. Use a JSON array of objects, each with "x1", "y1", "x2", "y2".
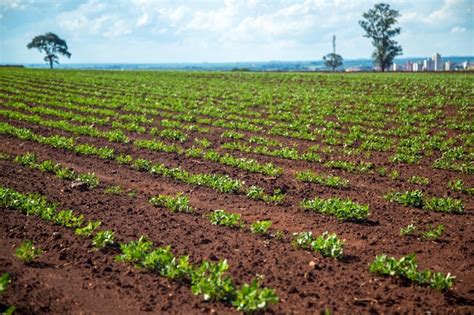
[
  {"x1": 359, "y1": 3, "x2": 402, "y2": 72},
  {"x1": 323, "y1": 35, "x2": 343, "y2": 71},
  {"x1": 27, "y1": 33, "x2": 71, "y2": 69}
]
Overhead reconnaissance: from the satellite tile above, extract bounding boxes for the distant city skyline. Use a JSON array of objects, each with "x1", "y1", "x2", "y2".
[{"x1": 1, "y1": 0, "x2": 473, "y2": 64}]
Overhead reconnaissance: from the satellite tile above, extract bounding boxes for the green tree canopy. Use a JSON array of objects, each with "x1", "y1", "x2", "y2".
[
  {"x1": 359, "y1": 3, "x2": 402, "y2": 72},
  {"x1": 27, "y1": 33, "x2": 71, "y2": 69}
]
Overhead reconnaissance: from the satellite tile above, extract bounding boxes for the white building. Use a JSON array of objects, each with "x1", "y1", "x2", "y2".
[
  {"x1": 412, "y1": 62, "x2": 420, "y2": 71},
  {"x1": 423, "y1": 59, "x2": 433, "y2": 71},
  {"x1": 433, "y1": 53, "x2": 442, "y2": 71},
  {"x1": 445, "y1": 61, "x2": 453, "y2": 71}
]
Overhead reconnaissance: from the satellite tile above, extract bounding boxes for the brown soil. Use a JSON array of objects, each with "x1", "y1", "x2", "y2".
[{"x1": 0, "y1": 75, "x2": 473, "y2": 314}]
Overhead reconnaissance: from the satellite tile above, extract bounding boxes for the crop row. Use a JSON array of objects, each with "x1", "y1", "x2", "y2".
[{"x1": 0, "y1": 186, "x2": 279, "y2": 313}]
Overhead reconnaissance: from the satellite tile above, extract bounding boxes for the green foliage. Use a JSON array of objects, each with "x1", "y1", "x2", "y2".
[
  {"x1": 54, "y1": 209, "x2": 84, "y2": 228},
  {"x1": 447, "y1": 179, "x2": 474, "y2": 195},
  {"x1": 292, "y1": 231, "x2": 344, "y2": 258},
  {"x1": 232, "y1": 279, "x2": 279, "y2": 313},
  {"x1": 116, "y1": 236, "x2": 153, "y2": 265},
  {"x1": 14, "y1": 152, "x2": 37, "y2": 166},
  {"x1": 27, "y1": 32, "x2": 71, "y2": 68},
  {"x1": 400, "y1": 224, "x2": 416, "y2": 236},
  {"x1": 0, "y1": 273, "x2": 10, "y2": 294},
  {"x1": 250, "y1": 220, "x2": 272, "y2": 235},
  {"x1": 149, "y1": 193, "x2": 194, "y2": 213},
  {"x1": 77, "y1": 172, "x2": 99, "y2": 189},
  {"x1": 385, "y1": 190, "x2": 424, "y2": 208},
  {"x1": 159, "y1": 128, "x2": 187, "y2": 142},
  {"x1": 104, "y1": 185, "x2": 123, "y2": 194},
  {"x1": 92, "y1": 230, "x2": 115, "y2": 249},
  {"x1": 132, "y1": 158, "x2": 152, "y2": 171},
  {"x1": 38, "y1": 159, "x2": 59, "y2": 173},
  {"x1": 116, "y1": 154, "x2": 133, "y2": 165},
  {"x1": 221, "y1": 131, "x2": 244, "y2": 139},
  {"x1": 386, "y1": 190, "x2": 464, "y2": 214},
  {"x1": 75, "y1": 221, "x2": 101, "y2": 237},
  {"x1": 296, "y1": 170, "x2": 349, "y2": 188},
  {"x1": 106, "y1": 130, "x2": 129, "y2": 143},
  {"x1": 424, "y1": 197, "x2": 464, "y2": 214},
  {"x1": 191, "y1": 260, "x2": 235, "y2": 301},
  {"x1": 209, "y1": 210, "x2": 243, "y2": 228},
  {"x1": 422, "y1": 224, "x2": 445, "y2": 241},
  {"x1": 409, "y1": 175, "x2": 430, "y2": 186},
  {"x1": 301, "y1": 197, "x2": 369, "y2": 221},
  {"x1": 246, "y1": 186, "x2": 285, "y2": 204},
  {"x1": 370, "y1": 254, "x2": 455, "y2": 291},
  {"x1": 0, "y1": 273, "x2": 15, "y2": 315},
  {"x1": 15, "y1": 240, "x2": 42, "y2": 263},
  {"x1": 359, "y1": 3, "x2": 402, "y2": 72}
]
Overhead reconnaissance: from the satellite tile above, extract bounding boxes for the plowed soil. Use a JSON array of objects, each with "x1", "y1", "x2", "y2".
[{"x1": 0, "y1": 69, "x2": 473, "y2": 314}]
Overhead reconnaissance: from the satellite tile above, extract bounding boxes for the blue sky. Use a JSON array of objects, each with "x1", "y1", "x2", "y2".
[{"x1": 1, "y1": 0, "x2": 473, "y2": 64}]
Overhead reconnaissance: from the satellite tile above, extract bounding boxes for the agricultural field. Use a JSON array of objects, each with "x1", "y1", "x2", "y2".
[{"x1": 0, "y1": 68, "x2": 472, "y2": 314}]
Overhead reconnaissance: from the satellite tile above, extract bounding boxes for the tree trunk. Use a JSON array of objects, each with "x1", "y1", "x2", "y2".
[{"x1": 49, "y1": 57, "x2": 53, "y2": 69}]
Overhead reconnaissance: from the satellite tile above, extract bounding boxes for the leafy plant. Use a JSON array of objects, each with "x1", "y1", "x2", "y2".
[
  {"x1": 232, "y1": 279, "x2": 279, "y2": 313},
  {"x1": 301, "y1": 197, "x2": 369, "y2": 221},
  {"x1": 0, "y1": 273, "x2": 10, "y2": 294},
  {"x1": 369, "y1": 254, "x2": 455, "y2": 291},
  {"x1": 14, "y1": 152, "x2": 37, "y2": 167},
  {"x1": 104, "y1": 185, "x2": 123, "y2": 194},
  {"x1": 385, "y1": 190, "x2": 424, "y2": 208},
  {"x1": 75, "y1": 221, "x2": 101, "y2": 237},
  {"x1": 149, "y1": 193, "x2": 194, "y2": 213},
  {"x1": 447, "y1": 179, "x2": 474, "y2": 195},
  {"x1": 191, "y1": 260, "x2": 235, "y2": 301},
  {"x1": 116, "y1": 235, "x2": 153, "y2": 265},
  {"x1": 422, "y1": 224, "x2": 445, "y2": 241},
  {"x1": 296, "y1": 170, "x2": 349, "y2": 188},
  {"x1": 292, "y1": 231, "x2": 344, "y2": 258},
  {"x1": 0, "y1": 273, "x2": 15, "y2": 315},
  {"x1": 400, "y1": 224, "x2": 416, "y2": 236},
  {"x1": 15, "y1": 240, "x2": 43, "y2": 263},
  {"x1": 409, "y1": 175, "x2": 430, "y2": 186},
  {"x1": 92, "y1": 230, "x2": 115, "y2": 248},
  {"x1": 54, "y1": 209, "x2": 84, "y2": 228},
  {"x1": 76, "y1": 172, "x2": 99, "y2": 189},
  {"x1": 209, "y1": 210, "x2": 243, "y2": 228},
  {"x1": 424, "y1": 197, "x2": 464, "y2": 214},
  {"x1": 250, "y1": 220, "x2": 272, "y2": 235}
]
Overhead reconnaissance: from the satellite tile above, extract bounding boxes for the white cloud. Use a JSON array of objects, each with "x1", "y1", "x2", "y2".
[
  {"x1": 427, "y1": 0, "x2": 472, "y2": 23},
  {"x1": 57, "y1": 0, "x2": 132, "y2": 38},
  {"x1": 0, "y1": 0, "x2": 28, "y2": 9},
  {"x1": 450, "y1": 26, "x2": 466, "y2": 33},
  {"x1": 136, "y1": 12, "x2": 148, "y2": 27}
]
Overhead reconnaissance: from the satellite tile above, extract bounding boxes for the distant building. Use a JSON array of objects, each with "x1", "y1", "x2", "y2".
[
  {"x1": 445, "y1": 61, "x2": 453, "y2": 71},
  {"x1": 391, "y1": 63, "x2": 398, "y2": 71},
  {"x1": 412, "y1": 62, "x2": 421, "y2": 71},
  {"x1": 423, "y1": 59, "x2": 433, "y2": 71},
  {"x1": 462, "y1": 61, "x2": 470, "y2": 70},
  {"x1": 433, "y1": 53, "x2": 442, "y2": 71}
]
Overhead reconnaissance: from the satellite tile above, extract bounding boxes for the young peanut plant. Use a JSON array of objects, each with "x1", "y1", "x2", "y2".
[
  {"x1": 292, "y1": 231, "x2": 345, "y2": 259},
  {"x1": 370, "y1": 254, "x2": 455, "y2": 291},
  {"x1": 15, "y1": 240, "x2": 43, "y2": 263},
  {"x1": 301, "y1": 197, "x2": 369, "y2": 221},
  {"x1": 149, "y1": 193, "x2": 194, "y2": 213},
  {"x1": 209, "y1": 210, "x2": 243, "y2": 228}
]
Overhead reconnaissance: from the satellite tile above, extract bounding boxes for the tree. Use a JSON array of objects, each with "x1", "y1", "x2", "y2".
[
  {"x1": 323, "y1": 35, "x2": 343, "y2": 71},
  {"x1": 359, "y1": 3, "x2": 402, "y2": 72},
  {"x1": 27, "y1": 33, "x2": 71, "y2": 69}
]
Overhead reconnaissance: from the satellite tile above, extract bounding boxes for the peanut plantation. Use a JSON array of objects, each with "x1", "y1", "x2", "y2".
[{"x1": 0, "y1": 68, "x2": 472, "y2": 313}]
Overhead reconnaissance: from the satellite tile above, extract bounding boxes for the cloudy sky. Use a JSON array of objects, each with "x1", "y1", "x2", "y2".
[{"x1": 0, "y1": 0, "x2": 472, "y2": 64}]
